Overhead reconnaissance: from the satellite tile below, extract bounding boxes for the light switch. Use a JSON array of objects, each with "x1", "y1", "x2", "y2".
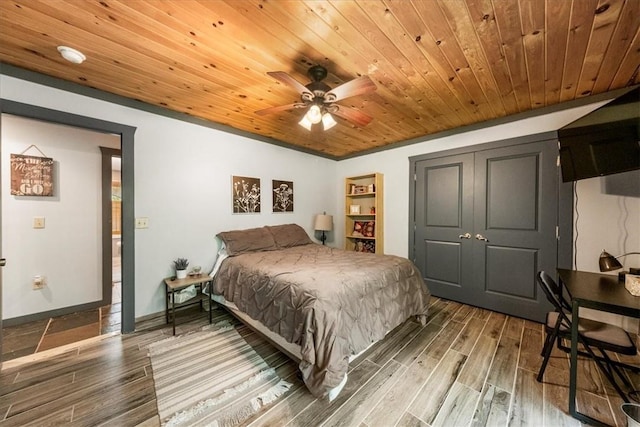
[
  {"x1": 135, "y1": 217, "x2": 149, "y2": 229},
  {"x1": 33, "y1": 217, "x2": 45, "y2": 229},
  {"x1": 33, "y1": 275, "x2": 45, "y2": 289}
]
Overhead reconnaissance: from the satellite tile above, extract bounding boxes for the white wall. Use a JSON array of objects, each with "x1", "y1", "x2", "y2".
[
  {"x1": 133, "y1": 122, "x2": 336, "y2": 315},
  {"x1": 1, "y1": 75, "x2": 337, "y2": 319},
  {"x1": 573, "y1": 173, "x2": 640, "y2": 272},
  {"x1": 2, "y1": 114, "x2": 120, "y2": 319},
  {"x1": 572, "y1": 172, "x2": 640, "y2": 331}
]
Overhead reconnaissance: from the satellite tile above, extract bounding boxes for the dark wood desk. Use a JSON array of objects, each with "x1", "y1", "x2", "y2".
[{"x1": 557, "y1": 269, "x2": 640, "y2": 426}]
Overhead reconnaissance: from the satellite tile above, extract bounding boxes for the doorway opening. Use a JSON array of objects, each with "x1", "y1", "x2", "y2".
[
  {"x1": 0, "y1": 100, "x2": 136, "y2": 365},
  {"x1": 101, "y1": 150, "x2": 123, "y2": 335}
]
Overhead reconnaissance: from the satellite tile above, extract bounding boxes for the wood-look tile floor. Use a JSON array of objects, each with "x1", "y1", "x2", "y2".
[
  {"x1": 1, "y1": 297, "x2": 638, "y2": 426},
  {"x1": 1, "y1": 301, "x2": 121, "y2": 362},
  {"x1": 2, "y1": 282, "x2": 121, "y2": 362}
]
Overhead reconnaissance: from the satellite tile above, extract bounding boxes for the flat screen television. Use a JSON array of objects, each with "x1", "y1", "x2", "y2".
[{"x1": 558, "y1": 87, "x2": 640, "y2": 182}]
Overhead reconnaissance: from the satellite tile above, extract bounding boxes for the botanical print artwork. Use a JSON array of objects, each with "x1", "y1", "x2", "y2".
[
  {"x1": 272, "y1": 180, "x2": 294, "y2": 213},
  {"x1": 232, "y1": 175, "x2": 261, "y2": 213}
]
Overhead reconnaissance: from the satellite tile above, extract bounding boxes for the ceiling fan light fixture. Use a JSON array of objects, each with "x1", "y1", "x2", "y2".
[
  {"x1": 298, "y1": 115, "x2": 313, "y2": 131},
  {"x1": 306, "y1": 105, "x2": 322, "y2": 124},
  {"x1": 57, "y1": 46, "x2": 86, "y2": 64},
  {"x1": 322, "y1": 113, "x2": 337, "y2": 130},
  {"x1": 260, "y1": 65, "x2": 377, "y2": 131}
]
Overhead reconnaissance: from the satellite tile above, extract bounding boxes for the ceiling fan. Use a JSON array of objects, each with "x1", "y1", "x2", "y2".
[{"x1": 256, "y1": 65, "x2": 377, "y2": 131}]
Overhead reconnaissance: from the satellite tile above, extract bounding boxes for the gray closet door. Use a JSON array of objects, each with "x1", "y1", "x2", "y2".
[
  {"x1": 414, "y1": 153, "x2": 475, "y2": 303},
  {"x1": 415, "y1": 139, "x2": 558, "y2": 322}
]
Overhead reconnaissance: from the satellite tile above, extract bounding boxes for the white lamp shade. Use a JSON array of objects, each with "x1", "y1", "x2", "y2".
[
  {"x1": 322, "y1": 113, "x2": 337, "y2": 130},
  {"x1": 298, "y1": 115, "x2": 313, "y2": 130},
  {"x1": 314, "y1": 214, "x2": 333, "y2": 231},
  {"x1": 306, "y1": 105, "x2": 322, "y2": 124}
]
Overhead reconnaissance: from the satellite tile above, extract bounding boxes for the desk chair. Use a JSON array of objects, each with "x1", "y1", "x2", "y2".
[{"x1": 536, "y1": 271, "x2": 638, "y2": 401}]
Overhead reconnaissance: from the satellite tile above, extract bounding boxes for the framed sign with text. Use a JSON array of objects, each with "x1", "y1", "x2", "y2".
[{"x1": 10, "y1": 154, "x2": 54, "y2": 196}]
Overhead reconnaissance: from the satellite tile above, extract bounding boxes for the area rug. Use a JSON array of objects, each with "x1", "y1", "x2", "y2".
[{"x1": 148, "y1": 322, "x2": 292, "y2": 426}]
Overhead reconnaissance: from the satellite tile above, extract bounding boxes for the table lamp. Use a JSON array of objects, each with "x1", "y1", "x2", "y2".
[
  {"x1": 598, "y1": 250, "x2": 640, "y2": 281},
  {"x1": 314, "y1": 213, "x2": 333, "y2": 245}
]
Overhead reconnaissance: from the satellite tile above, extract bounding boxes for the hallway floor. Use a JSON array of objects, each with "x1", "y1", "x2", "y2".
[
  {"x1": 2, "y1": 297, "x2": 121, "y2": 362},
  {"x1": 2, "y1": 261, "x2": 121, "y2": 362}
]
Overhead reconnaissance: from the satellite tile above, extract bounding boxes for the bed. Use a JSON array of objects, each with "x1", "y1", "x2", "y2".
[{"x1": 209, "y1": 224, "x2": 431, "y2": 399}]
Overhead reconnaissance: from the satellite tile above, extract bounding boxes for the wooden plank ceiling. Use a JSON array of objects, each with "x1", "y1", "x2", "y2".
[{"x1": 1, "y1": 0, "x2": 638, "y2": 159}]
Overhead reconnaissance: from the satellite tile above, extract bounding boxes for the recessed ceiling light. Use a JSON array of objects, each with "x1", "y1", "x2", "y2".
[{"x1": 57, "y1": 46, "x2": 86, "y2": 64}]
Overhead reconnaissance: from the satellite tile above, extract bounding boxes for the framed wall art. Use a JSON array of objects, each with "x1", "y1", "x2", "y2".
[
  {"x1": 10, "y1": 148, "x2": 54, "y2": 196},
  {"x1": 232, "y1": 175, "x2": 261, "y2": 213},
  {"x1": 272, "y1": 180, "x2": 294, "y2": 213},
  {"x1": 350, "y1": 184, "x2": 368, "y2": 194}
]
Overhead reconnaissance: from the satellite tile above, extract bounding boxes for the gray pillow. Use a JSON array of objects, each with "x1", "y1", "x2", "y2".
[
  {"x1": 216, "y1": 226, "x2": 277, "y2": 256},
  {"x1": 267, "y1": 224, "x2": 313, "y2": 248}
]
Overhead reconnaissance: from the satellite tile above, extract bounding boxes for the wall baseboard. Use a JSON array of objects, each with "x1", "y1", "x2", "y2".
[
  {"x1": 134, "y1": 310, "x2": 164, "y2": 324},
  {"x1": 5, "y1": 306, "x2": 197, "y2": 334},
  {"x1": 3, "y1": 300, "x2": 106, "y2": 327}
]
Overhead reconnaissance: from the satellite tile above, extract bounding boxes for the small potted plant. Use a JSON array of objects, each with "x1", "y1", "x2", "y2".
[{"x1": 173, "y1": 258, "x2": 189, "y2": 279}]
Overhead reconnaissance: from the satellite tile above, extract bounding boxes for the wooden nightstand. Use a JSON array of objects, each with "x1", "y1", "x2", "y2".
[{"x1": 164, "y1": 274, "x2": 213, "y2": 335}]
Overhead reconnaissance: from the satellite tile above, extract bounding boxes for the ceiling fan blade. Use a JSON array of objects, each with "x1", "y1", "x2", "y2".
[
  {"x1": 331, "y1": 105, "x2": 373, "y2": 127},
  {"x1": 255, "y1": 103, "x2": 306, "y2": 116},
  {"x1": 267, "y1": 71, "x2": 313, "y2": 96},
  {"x1": 325, "y1": 76, "x2": 377, "y2": 102}
]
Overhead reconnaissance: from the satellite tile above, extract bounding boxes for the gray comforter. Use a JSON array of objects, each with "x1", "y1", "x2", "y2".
[{"x1": 212, "y1": 243, "x2": 430, "y2": 397}]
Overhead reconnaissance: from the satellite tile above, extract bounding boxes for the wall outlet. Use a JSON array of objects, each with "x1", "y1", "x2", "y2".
[
  {"x1": 33, "y1": 217, "x2": 45, "y2": 229},
  {"x1": 135, "y1": 217, "x2": 149, "y2": 229},
  {"x1": 33, "y1": 275, "x2": 46, "y2": 290}
]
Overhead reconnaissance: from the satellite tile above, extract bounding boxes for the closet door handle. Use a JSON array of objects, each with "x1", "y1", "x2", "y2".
[
  {"x1": 0, "y1": 258, "x2": 5, "y2": 267},
  {"x1": 475, "y1": 234, "x2": 489, "y2": 242},
  {"x1": 458, "y1": 232, "x2": 471, "y2": 239}
]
